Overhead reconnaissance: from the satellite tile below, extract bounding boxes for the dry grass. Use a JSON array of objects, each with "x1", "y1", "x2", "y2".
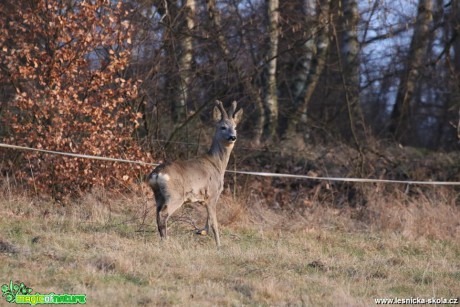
[{"x1": 0, "y1": 183, "x2": 459, "y2": 306}]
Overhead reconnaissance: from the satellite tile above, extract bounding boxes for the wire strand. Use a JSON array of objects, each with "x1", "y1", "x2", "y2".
[{"x1": 1, "y1": 142, "x2": 459, "y2": 186}]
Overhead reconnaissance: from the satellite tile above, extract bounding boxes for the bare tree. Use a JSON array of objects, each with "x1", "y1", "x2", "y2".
[
  {"x1": 338, "y1": 0, "x2": 364, "y2": 143},
  {"x1": 176, "y1": 0, "x2": 196, "y2": 122},
  {"x1": 390, "y1": 0, "x2": 433, "y2": 140},
  {"x1": 160, "y1": 0, "x2": 196, "y2": 123},
  {"x1": 263, "y1": 0, "x2": 280, "y2": 139},
  {"x1": 128, "y1": 0, "x2": 458, "y2": 151},
  {"x1": 451, "y1": 0, "x2": 460, "y2": 140},
  {"x1": 283, "y1": 0, "x2": 332, "y2": 139}
]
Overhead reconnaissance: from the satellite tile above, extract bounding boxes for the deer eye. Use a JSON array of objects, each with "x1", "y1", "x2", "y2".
[{"x1": 220, "y1": 126, "x2": 226, "y2": 130}]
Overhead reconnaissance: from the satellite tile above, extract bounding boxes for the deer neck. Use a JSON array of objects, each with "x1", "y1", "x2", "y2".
[{"x1": 207, "y1": 138, "x2": 234, "y2": 173}]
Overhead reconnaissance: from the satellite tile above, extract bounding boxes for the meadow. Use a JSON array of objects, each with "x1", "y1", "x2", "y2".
[{"x1": 1, "y1": 182, "x2": 459, "y2": 306}]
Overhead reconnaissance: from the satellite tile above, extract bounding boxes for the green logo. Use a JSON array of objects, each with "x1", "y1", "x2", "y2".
[{"x1": 1, "y1": 281, "x2": 86, "y2": 305}]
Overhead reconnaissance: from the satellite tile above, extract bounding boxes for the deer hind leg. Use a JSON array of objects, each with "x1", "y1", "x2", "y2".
[
  {"x1": 156, "y1": 203, "x2": 168, "y2": 239},
  {"x1": 155, "y1": 195, "x2": 183, "y2": 240}
]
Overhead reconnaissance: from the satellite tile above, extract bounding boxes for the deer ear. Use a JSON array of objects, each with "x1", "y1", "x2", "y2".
[
  {"x1": 213, "y1": 106, "x2": 222, "y2": 122},
  {"x1": 233, "y1": 108, "x2": 243, "y2": 126}
]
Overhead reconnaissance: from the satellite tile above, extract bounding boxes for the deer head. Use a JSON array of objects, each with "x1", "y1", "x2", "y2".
[{"x1": 212, "y1": 100, "x2": 243, "y2": 146}]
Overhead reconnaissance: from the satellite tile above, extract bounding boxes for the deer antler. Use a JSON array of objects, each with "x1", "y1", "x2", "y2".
[
  {"x1": 228, "y1": 101, "x2": 237, "y2": 118},
  {"x1": 215, "y1": 100, "x2": 228, "y2": 119}
]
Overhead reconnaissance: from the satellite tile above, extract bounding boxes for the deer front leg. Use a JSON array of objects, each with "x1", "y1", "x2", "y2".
[
  {"x1": 195, "y1": 223, "x2": 209, "y2": 236},
  {"x1": 206, "y1": 199, "x2": 221, "y2": 247},
  {"x1": 195, "y1": 203, "x2": 210, "y2": 236}
]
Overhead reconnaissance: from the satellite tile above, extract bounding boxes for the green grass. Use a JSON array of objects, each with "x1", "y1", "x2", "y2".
[{"x1": 0, "y1": 191, "x2": 459, "y2": 306}]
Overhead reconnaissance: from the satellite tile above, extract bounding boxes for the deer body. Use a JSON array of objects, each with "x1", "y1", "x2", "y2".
[{"x1": 148, "y1": 101, "x2": 243, "y2": 247}]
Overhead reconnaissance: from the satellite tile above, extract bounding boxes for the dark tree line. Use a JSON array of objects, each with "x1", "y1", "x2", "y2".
[
  {"x1": 126, "y1": 0, "x2": 460, "y2": 151},
  {"x1": 2, "y1": 0, "x2": 460, "y2": 156}
]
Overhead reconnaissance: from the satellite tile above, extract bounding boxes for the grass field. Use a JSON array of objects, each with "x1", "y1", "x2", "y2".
[{"x1": 1, "y1": 186, "x2": 459, "y2": 306}]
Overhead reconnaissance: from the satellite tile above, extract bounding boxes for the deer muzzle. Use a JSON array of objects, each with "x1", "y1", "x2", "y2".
[{"x1": 227, "y1": 136, "x2": 237, "y2": 142}]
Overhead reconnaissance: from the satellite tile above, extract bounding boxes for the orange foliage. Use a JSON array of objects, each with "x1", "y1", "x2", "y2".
[{"x1": 0, "y1": 1, "x2": 148, "y2": 197}]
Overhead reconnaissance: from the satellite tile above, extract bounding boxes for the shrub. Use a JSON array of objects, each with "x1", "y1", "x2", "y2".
[{"x1": 0, "y1": 1, "x2": 148, "y2": 197}]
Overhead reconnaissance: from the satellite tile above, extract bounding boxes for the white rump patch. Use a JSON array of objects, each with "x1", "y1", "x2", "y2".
[
  {"x1": 148, "y1": 172, "x2": 170, "y2": 187},
  {"x1": 157, "y1": 173, "x2": 170, "y2": 183}
]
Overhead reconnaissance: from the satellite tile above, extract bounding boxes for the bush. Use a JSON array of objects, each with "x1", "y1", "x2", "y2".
[{"x1": 0, "y1": 1, "x2": 148, "y2": 197}]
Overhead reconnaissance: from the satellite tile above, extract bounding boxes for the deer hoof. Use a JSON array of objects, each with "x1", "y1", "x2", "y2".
[{"x1": 195, "y1": 229, "x2": 208, "y2": 236}]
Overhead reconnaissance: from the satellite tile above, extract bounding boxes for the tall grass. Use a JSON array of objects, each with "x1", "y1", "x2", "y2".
[{"x1": 0, "y1": 179, "x2": 459, "y2": 306}]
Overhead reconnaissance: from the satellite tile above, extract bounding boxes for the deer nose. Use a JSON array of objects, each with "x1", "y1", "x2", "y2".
[{"x1": 228, "y1": 136, "x2": 237, "y2": 142}]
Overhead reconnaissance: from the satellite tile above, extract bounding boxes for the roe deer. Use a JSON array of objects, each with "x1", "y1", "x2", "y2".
[{"x1": 147, "y1": 100, "x2": 243, "y2": 247}]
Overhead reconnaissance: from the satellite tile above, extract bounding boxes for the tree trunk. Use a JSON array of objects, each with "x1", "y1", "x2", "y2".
[
  {"x1": 284, "y1": 0, "x2": 331, "y2": 138},
  {"x1": 338, "y1": 0, "x2": 363, "y2": 143},
  {"x1": 452, "y1": 1, "x2": 460, "y2": 140},
  {"x1": 291, "y1": 0, "x2": 317, "y2": 106},
  {"x1": 340, "y1": 0, "x2": 364, "y2": 137},
  {"x1": 165, "y1": 0, "x2": 195, "y2": 124},
  {"x1": 390, "y1": 0, "x2": 433, "y2": 141},
  {"x1": 341, "y1": 0, "x2": 359, "y2": 90},
  {"x1": 263, "y1": 0, "x2": 279, "y2": 139},
  {"x1": 175, "y1": 0, "x2": 195, "y2": 123}
]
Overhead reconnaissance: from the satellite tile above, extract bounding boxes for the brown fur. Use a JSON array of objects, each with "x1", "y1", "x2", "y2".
[{"x1": 148, "y1": 100, "x2": 243, "y2": 246}]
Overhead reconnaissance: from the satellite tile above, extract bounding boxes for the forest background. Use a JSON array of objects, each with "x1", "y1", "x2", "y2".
[
  {"x1": 0, "y1": 0, "x2": 459, "y2": 210},
  {"x1": 1, "y1": 1, "x2": 460, "y2": 305}
]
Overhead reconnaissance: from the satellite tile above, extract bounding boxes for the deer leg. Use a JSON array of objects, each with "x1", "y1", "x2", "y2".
[
  {"x1": 156, "y1": 196, "x2": 183, "y2": 240},
  {"x1": 191, "y1": 201, "x2": 210, "y2": 236},
  {"x1": 195, "y1": 214, "x2": 210, "y2": 236},
  {"x1": 195, "y1": 201, "x2": 210, "y2": 235},
  {"x1": 156, "y1": 205, "x2": 168, "y2": 239},
  {"x1": 206, "y1": 199, "x2": 221, "y2": 247}
]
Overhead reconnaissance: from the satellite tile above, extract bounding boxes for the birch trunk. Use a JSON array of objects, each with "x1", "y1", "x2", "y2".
[
  {"x1": 263, "y1": 0, "x2": 280, "y2": 139},
  {"x1": 170, "y1": 0, "x2": 195, "y2": 123},
  {"x1": 452, "y1": 1, "x2": 460, "y2": 139},
  {"x1": 291, "y1": 0, "x2": 317, "y2": 105},
  {"x1": 390, "y1": 0, "x2": 433, "y2": 140},
  {"x1": 284, "y1": 0, "x2": 331, "y2": 138},
  {"x1": 339, "y1": 0, "x2": 363, "y2": 142},
  {"x1": 341, "y1": 0, "x2": 359, "y2": 91}
]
